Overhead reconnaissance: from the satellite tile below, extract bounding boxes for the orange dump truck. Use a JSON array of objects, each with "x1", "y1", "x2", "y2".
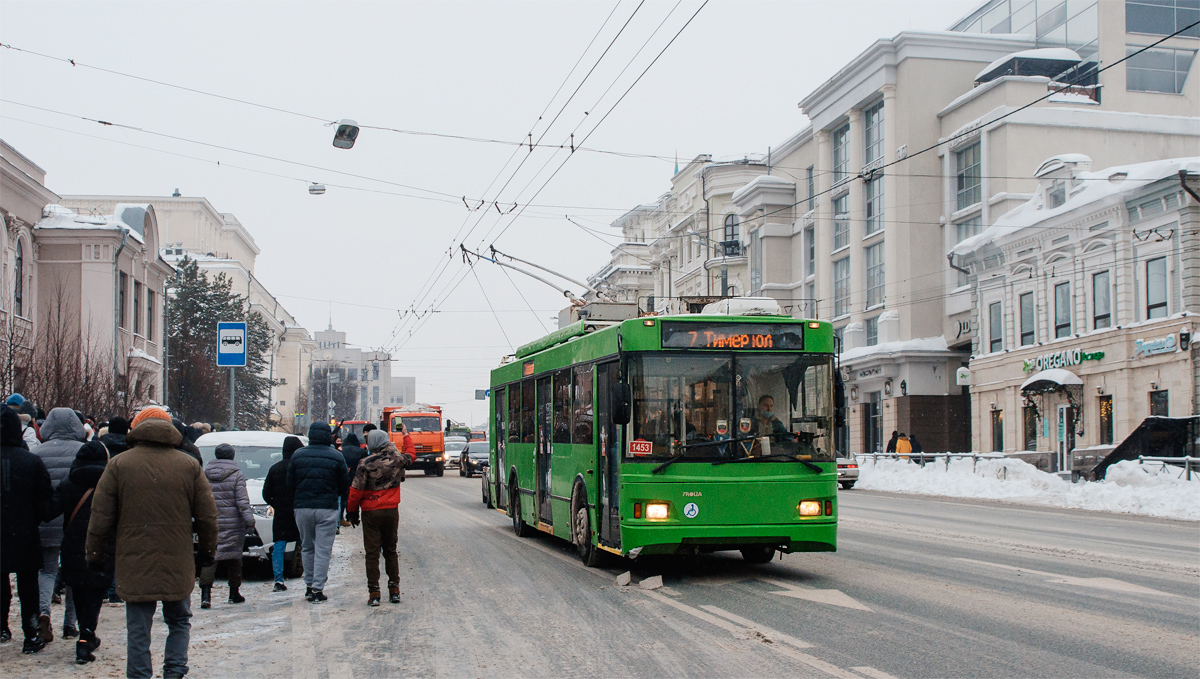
[{"x1": 381, "y1": 404, "x2": 446, "y2": 477}]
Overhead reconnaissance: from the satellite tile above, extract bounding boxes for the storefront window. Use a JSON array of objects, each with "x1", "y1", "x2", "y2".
[
  {"x1": 1098, "y1": 395, "x2": 1113, "y2": 445},
  {"x1": 1023, "y1": 405, "x2": 1038, "y2": 451},
  {"x1": 991, "y1": 409, "x2": 1004, "y2": 452}
]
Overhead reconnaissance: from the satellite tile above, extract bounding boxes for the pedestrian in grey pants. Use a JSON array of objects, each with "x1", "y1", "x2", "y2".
[
  {"x1": 287, "y1": 422, "x2": 350, "y2": 603},
  {"x1": 84, "y1": 408, "x2": 218, "y2": 679},
  {"x1": 295, "y1": 508, "x2": 340, "y2": 591},
  {"x1": 34, "y1": 407, "x2": 86, "y2": 640},
  {"x1": 125, "y1": 600, "x2": 191, "y2": 678}
]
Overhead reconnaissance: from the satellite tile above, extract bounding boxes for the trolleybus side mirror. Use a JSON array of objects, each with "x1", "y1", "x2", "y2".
[
  {"x1": 834, "y1": 374, "x2": 846, "y2": 430},
  {"x1": 611, "y1": 383, "x2": 632, "y2": 425}
]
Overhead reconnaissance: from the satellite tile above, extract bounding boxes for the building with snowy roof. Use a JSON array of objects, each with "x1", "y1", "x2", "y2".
[
  {"x1": 952, "y1": 155, "x2": 1198, "y2": 472},
  {"x1": 63, "y1": 194, "x2": 316, "y2": 431}
]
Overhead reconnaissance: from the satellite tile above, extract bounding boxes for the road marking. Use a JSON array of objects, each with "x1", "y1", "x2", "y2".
[
  {"x1": 954, "y1": 558, "x2": 1177, "y2": 597},
  {"x1": 759, "y1": 577, "x2": 873, "y2": 611},
  {"x1": 850, "y1": 666, "x2": 900, "y2": 679},
  {"x1": 700, "y1": 605, "x2": 814, "y2": 648}
]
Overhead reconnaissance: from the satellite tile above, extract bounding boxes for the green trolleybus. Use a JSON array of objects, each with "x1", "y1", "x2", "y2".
[{"x1": 485, "y1": 311, "x2": 839, "y2": 565}]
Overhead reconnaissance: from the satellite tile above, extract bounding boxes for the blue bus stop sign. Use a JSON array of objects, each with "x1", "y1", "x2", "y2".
[{"x1": 217, "y1": 322, "x2": 247, "y2": 367}]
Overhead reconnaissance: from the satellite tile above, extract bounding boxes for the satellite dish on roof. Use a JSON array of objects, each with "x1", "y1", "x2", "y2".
[{"x1": 332, "y1": 119, "x2": 359, "y2": 149}]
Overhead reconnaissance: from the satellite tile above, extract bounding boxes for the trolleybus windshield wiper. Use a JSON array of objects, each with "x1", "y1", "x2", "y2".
[
  {"x1": 711, "y1": 454, "x2": 824, "y2": 473},
  {"x1": 652, "y1": 439, "x2": 763, "y2": 477}
]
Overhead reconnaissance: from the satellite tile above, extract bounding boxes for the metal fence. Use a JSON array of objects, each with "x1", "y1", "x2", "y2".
[
  {"x1": 855, "y1": 452, "x2": 1006, "y2": 473},
  {"x1": 1136, "y1": 455, "x2": 1200, "y2": 481}
]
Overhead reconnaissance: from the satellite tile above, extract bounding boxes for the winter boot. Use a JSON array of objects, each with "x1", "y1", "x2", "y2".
[
  {"x1": 37, "y1": 613, "x2": 52, "y2": 642},
  {"x1": 310, "y1": 590, "x2": 327, "y2": 603},
  {"x1": 22, "y1": 617, "x2": 45, "y2": 654},
  {"x1": 82, "y1": 628, "x2": 101, "y2": 651},
  {"x1": 368, "y1": 591, "x2": 381, "y2": 607},
  {"x1": 273, "y1": 582, "x2": 287, "y2": 592},
  {"x1": 75, "y1": 639, "x2": 95, "y2": 664},
  {"x1": 62, "y1": 624, "x2": 77, "y2": 639},
  {"x1": 388, "y1": 587, "x2": 400, "y2": 604},
  {"x1": 200, "y1": 586, "x2": 212, "y2": 609},
  {"x1": 228, "y1": 586, "x2": 245, "y2": 604},
  {"x1": 305, "y1": 586, "x2": 314, "y2": 601},
  {"x1": 1, "y1": 626, "x2": 11, "y2": 642}
]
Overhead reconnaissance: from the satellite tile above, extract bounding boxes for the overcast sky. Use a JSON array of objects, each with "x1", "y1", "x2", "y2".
[{"x1": 1, "y1": 0, "x2": 979, "y2": 425}]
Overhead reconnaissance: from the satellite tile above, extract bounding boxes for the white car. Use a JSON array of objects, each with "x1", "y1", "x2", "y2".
[
  {"x1": 196, "y1": 431, "x2": 307, "y2": 568},
  {"x1": 443, "y1": 436, "x2": 468, "y2": 468},
  {"x1": 837, "y1": 457, "x2": 859, "y2": 490}
]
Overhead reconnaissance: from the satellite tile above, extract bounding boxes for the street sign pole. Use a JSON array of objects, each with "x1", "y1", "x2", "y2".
[
  {"x1": 217, "y1": 321, "x2": 248, "y2": 431},
  {"x1": 229, "y1": 367, "x2": 236, "y2": 430}
]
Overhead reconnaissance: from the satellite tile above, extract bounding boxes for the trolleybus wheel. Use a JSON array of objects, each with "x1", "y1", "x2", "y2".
[
  {"x1": 740, "y1": 545, "x2": 776, "y2": 564},
  {"x1": 510, "y1": 484, "x2": 533, "y2": 537},
  {"x1": 571, "y1": 484, "x2": 602, "y2": 567}
]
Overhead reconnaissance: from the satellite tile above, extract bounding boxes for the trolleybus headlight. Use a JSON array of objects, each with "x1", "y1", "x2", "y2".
[
  {"x1": 645, "y1": 502, "x2": 669, "y2": 520},
  {"x1": 798, "y1": 500, "x2": 822, "y2": 516}
]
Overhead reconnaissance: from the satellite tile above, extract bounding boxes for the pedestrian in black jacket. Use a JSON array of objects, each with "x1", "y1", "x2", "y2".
[
  {"x1": 339, "y1": 434, "x2": 367, "y2": 525},
  {"x1": 54, "y1": 440, "x2": 114, "y2": 664},
  {"x1": 262, "y1": 436, "x2": 304, "y2": 590},
  {"x1": 1, "y1": 408, "x2": 57, "y2": 653},
  {"x1": 97, "y1": 416, "x2": 129, "y2": 456},
  {"x1": 287, "y1": 423, "x2": 349, "y2": 603},
  {"x1": 885, "y1": 431, "x2": 899, "y2": 454}
]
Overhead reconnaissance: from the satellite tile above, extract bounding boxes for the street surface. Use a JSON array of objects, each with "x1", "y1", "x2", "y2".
[{"x1": 3, "y1": 475, "x2": 1197, "y2": 678}]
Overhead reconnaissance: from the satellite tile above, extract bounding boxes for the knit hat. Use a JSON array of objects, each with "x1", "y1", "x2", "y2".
[
  {"x1": 282, "y1": 436, "x2": 304, "y2": 460},
  {"x1": 131, "y1": 406, "x2": 171, "y2": 429},
  {"x1": 5, "y1": 393, "x2": 24, "y2": 407},
  {"x1": 107, "y1": 416, "x2": 130, "y2": 435},
  {"x1": 1, "y1": 408, "x2": 23, "y2": 446},
  {"x1": 75, "y1": 439, "x2": 110, "y2": 465},
  {"x1": 17, "y1": 401, "x2": 37, "y2": 418},
  {"x1": 214, "y1": 443, "x2": 235, "y2": 460}
]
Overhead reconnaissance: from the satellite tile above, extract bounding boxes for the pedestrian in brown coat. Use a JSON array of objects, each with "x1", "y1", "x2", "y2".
[{"x1": 85, "y1": 406, "x2": 217, "y2": 679}]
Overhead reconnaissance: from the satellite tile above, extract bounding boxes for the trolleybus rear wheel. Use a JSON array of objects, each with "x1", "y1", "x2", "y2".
[
  {"x1": 740, "y1": 545, "x2": 776, "y2": 564},
  {"x1": 571, "y1": 484, "x2": 602, "y2": 567},
  {"x1": 510, "y1": 483, "x2": 533, "y2": 537}
]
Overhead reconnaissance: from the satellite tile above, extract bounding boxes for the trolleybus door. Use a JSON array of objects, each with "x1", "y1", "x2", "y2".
[
  {"x1": 536, "y1": 376, "x2": 553, "y2": 525},
  {"x1": 494, "y1": 386, "x2": 507, "y2": 510},
  {"x1": 597, "y1": 361, "x2": 621, "y2": 548}
]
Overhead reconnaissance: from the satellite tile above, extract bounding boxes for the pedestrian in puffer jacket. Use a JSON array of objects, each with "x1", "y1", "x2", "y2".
[
  {"x1": 33, "y1": 407, "x2": 85, "y2": 640},
  {"x1": 262, "y1": 436, "x2": 303, "y2": 590},
  {"x1": 198, "y1": 443, "x2": 254, "y2": 608},
  {"x1": 346, "y1": 430, "x2": 414, "y2": 605},
  {"x1": 287, "y1": 422, "x2": 349, "y2": 603},
  {"x1": 54, "y1": 440, "x2": 114, "y2": 664}
]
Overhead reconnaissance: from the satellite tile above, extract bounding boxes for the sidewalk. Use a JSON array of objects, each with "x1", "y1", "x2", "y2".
[{"x1": 0, "y1": 533, "x2": 396, "y2": 678}]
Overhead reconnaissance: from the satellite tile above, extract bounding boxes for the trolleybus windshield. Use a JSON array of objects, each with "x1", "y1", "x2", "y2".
[{"x1": 628, "y1": 353, "x2": 834, "y2": 462}]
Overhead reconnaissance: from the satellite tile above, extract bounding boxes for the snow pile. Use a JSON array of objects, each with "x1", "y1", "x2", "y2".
[{"x1": 857, "y1": 457, "x2": 1200, "y2": 521}]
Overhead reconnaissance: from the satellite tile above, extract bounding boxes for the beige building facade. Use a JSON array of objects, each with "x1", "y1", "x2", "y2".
[
  {"x1": 64, "y1": 195, "x2": 315, "y2": 430},
  {"x1": 953, "y1": 156, "x2": 1198, "y2": 472}
]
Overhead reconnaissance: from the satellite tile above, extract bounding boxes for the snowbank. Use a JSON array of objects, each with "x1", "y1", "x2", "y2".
[{"x1": 857, "y1": 457, "x2": 1199, "y2": 521}]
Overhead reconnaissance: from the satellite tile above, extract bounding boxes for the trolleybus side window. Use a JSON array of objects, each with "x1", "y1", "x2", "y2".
[
  {"x1": 553, "y1": 370, "x2": 571, "y2": 444},
  {"x1": 572, "y1": 364, "x2": 594, "y2": 444},
  {"x1": 507, "y1": 382, "x2": 522, "y2": 443},
  {"x1": 520, "y1": 378, "x2": 536, "y2": 443}
]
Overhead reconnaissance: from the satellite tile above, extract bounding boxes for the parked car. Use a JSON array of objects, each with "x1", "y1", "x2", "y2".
[
  {"x1": 196, "y1": 431, "x2": 307, "y2": 574},
  {"x1": 444, "y1": 436, "x2": 468, "y2": 469},
  {"x1": 837, "y1": 457, "x2": 859, "y2": 490},
  {"x1": 459, "y1": 440, "x2": 489, "y2": 477}
]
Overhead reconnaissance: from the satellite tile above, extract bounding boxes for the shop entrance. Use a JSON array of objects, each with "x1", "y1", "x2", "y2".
[{"x1": 1056, "y1": 405, "x2": 1076, "y2": 472}]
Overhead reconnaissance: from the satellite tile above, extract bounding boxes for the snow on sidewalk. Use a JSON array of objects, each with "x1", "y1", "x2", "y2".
[{"x1": 857, "y1": 457, "x2": 1200, "y2": 521}]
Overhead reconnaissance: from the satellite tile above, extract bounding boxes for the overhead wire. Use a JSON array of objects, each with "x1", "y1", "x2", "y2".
[{"x1": 471, "y1": 265, "x2": 514, "y2": 350}]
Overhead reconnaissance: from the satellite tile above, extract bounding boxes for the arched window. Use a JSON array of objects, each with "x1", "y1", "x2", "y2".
[
  {"x1": 723, "y1": 214, "x2": 739, "y2": 243},
  {"x1": 14, "y1": 239, "x2": 23, "y2": 317}
]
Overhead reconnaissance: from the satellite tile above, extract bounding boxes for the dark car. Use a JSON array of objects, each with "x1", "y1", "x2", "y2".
[{"x1": 459, "y1": 440, "x2": 489, "y2": 478}]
